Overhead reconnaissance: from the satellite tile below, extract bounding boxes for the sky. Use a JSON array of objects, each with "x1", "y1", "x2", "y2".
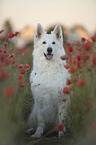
[{"x1": 0, "y1": 0, "x2": 96, "y2": 33}]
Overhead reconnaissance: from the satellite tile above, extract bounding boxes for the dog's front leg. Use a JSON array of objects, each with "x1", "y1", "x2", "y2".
[
  {"x1": 31, "y1": 111, "x2": 45, "y2": 138},
  {"x1": 31, "y1": 122, "x2": 45, "y2": 138}
]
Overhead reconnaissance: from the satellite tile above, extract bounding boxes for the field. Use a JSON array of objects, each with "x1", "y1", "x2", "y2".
[{"x1": 0, "y1": 30, "x2": 96, "y2": 145}]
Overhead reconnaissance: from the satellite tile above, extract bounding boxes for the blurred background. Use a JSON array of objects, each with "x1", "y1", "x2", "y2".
[{"x1": 0, "y1": 0, "x2": 96, "y2": 47}]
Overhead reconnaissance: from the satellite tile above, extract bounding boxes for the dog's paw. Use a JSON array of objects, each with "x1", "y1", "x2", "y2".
[
  {"x1": 26, "y1": 128, "x2": 34, "y2": 134},
  {"x1": 58, "y1": 131, "x2": 63, "y2": 138},
  {"x1": 31, "y1": 133, "x2": 42, "y2": 138}
]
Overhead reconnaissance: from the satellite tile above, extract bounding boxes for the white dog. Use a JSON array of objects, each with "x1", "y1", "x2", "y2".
[{"x1": 29, "y1": 23, "x2": 70, "y2": 138}]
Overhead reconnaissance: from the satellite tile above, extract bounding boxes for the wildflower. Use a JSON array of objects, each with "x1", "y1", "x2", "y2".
[
  {"x1": 82, "y1": 54, "x2": 90, "y2": 61},
  {"x1": 4, "y1": 49, "x2": 7, "y2": 53},
  {"x1": 12, "y1": 60, "x2": 15, "y2": 64},
  {"x1": 55, "y1": 123, "x2": 64, "y2": 131},
  {"x1": 77, "y1": 54, "x2": 81, "y2": 61},
  {"x1": 70, "y1": 83, "x2": 74, "y2": 89},
  {"x1": 14, "y1": 31, "x2": 20, "y2": 36},
  {"x1": 68, "y1": 67, "x2": 76, "y2": 74},
  {"x1": 66, "y1": 79, "x2": 71, "y2": 85},
  {"x1": 71, "y1": 76, "x2": 77, "y2": 82},
  {"x1": 77, "y1": 79, "x2": 86, "y2": 87},
  {"x1": 84, "y1": 42, "x2": 92, "y2": 51},
  {"x1": 20, "y1": 68, "x2": 26, "y2": 74},
  {"x1": 81, "y1": 37, "x2": 86, "y2": 42},
  {"x1": 65, "y1": 42, "x2": 71, "y2": 46},
  {"x1": 1, "y1": 35, "x2": 7, "y2": 41},
  {"x1": 18, "y1": 74, "x2": 23, "y2": 80},
  {"x1": 77, "y1": 62, "x2": 82, "y2": 70},
  {"x1": 66, "y1": 46, "x2": 74, "y2": 53},
  {"x1": 18, "y1": 83, "x2": 25, "y2": 87},
  {"x1": 68, "y1": 57, "x2": 72, "y2": 64},
  {"x1": 8, "y1": 32, "x2": 14, "y2": 38},
  {"x1": 18, "y1": 64, "x2": 24, "y2": 68},
  {"x1": 62, "y1": 98, "x2": 67, "y2": 102},
  {"x1": 91, "y1": 56, "x2": 96, "y2": 67},
  {"x1": 63, "y1": 86, "x2": 70, "y2": 95},
  {"x1": 64, "y1": 64, "x2": 70, "y2": 69},
  {"x1": 10, "y1": 53, "x2": 15, "y2": 58},
  {"x1": 60, "y1": 55, "x2": 67, "y2": 60},
  {"x1": 26, "y1": 63, "x2": 30, "y2": 70},
  {"x1": 5, "y1": 86, "x2": 15, "y2": 97},
  {"x1": 91, "y1": 36, "x2": 96, "y2": 42},
  {"x1": 0, "y1": 49, "x2": 3, "y2": 53}
]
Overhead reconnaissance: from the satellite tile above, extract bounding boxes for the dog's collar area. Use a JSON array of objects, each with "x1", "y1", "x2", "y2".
[{"x1": 44, "y1": 53, "x2": 53, "y2": 60}]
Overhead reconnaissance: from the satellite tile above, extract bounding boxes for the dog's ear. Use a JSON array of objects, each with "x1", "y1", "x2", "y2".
[
  {"x1": 53, "y1": 24, "x2": 62, "y2": 39},
  {"x1": 35, "y1": 23, "x2": 44, "y2": 38}
]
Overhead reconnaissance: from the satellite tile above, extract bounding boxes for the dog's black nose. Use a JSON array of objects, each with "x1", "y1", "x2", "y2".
[{"x1": 47, "y1": 47, "x2": 52, "y2": 53}]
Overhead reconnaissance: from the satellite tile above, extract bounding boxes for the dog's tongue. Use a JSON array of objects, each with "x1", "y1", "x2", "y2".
[{"x1": 46, "y1": 55, "x2": 53, "y2": 60}]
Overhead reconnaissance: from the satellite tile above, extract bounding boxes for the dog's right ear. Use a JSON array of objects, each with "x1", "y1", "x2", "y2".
[{"x1": 35, "y1": 23, "x2": 44, "y2": 39}]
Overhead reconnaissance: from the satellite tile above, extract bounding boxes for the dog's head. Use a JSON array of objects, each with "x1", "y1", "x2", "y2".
[{"x1": 34, "y1": 23, "x2": 63, "y2": 60}]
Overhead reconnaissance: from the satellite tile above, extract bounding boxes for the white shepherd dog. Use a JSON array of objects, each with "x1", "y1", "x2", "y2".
[{"x1": 29, "y1": 23, "x2": 70, "y2": 138}]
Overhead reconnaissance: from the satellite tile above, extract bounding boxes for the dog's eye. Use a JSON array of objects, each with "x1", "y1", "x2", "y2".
[
  {"x1": 52, "y1": 41, "x2": 56, "y2": 44},
  {"x1": 42, "y1": 41, "x2": 46, "y2": 44}
]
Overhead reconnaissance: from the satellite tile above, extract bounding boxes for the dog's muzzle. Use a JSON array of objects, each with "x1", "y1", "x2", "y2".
[{"x1": 44, "y1": 47, "x2": 53, "y2": 60}]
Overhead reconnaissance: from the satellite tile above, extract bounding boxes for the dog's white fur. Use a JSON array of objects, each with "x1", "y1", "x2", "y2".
[{"x1": 29, "y1": 24, "x2": 70, "y2": 138}]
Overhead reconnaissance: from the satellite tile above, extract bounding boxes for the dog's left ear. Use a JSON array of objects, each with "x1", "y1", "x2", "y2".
[
  {"x1": 52, "y1": 24, "x2": 62, "y2": 39},
  {"x1": 35, "y1": 23, "x2": 45, "y2": 39}
]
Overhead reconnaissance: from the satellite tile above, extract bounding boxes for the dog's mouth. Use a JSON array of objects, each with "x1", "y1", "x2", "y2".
[{"x1": 44, "y1": 53, "x2": 53, "y2": 60}]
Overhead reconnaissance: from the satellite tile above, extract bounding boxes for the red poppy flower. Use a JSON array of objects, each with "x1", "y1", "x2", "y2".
[
  {"x1": 1, "y1": 35, "x2": 7, "y2": 41},
  {"x1": 91, "y1": 36, "x2": 96, "y2": 42},
  {"x1": 10, "y1": 53, "x2": 15, "y2": 58},
  {"x1": 77, "y1": 79, "x2": 86, "y2": 87},
  {"x1": 81, "y1": 37, "x2": 86, "y2": 42},
  {"x1": 55, "y1": 123, "x2": 64, "y2": 131},
  {"x1": 18, "y1": 74, "x2": 23, "y2": 80},
  {"x1": 26, "y1": 63, "x2": 30, "y2": 70},
  {"x1": 4, "y1": 49, "x2": 7, "y2": 53},
  {"x1": 66, "y1": 79, "x2": 71, "y2": 85},
  {"x1": 62, "y1": 98, "x2": 67, "y2": 102},
  {"x1": 77, "y1": 54, "x2": 81, "y2": 61},
  {"x1": 77, "y1": 62, "x2": 82, "y2": 70},
  {"x1": 0, "y1": 49, "x2": 3, "y2": 53},
  {"x1": 18, "y1": 64, "x2": 24, "y2": 68},
  {"x1": 12, "y1": 60, "x2": 15, "y2": 64},
  {"x1": 64, "y1": 64, "x2": 70, "y2": 69},
  {"x1": 68, "y1": 67, "x2": 76, "y2": 74},
  {"x1": 84, "y1": 42, "x2": 92, "y2": 51},
  {"x1": 20, "y1": 68, "x2": 26, "y2": 74},
  {"x1": 66, "y1": 46, "x2": 74, "y2": 52},
  {"x1": 65, "y1": 42, "x2": 71, "y2": 47},
  {"x1": 63, "y1": 86, "x2": 70, "y2": 95},
  {"x1": 71, "y1": 76, "x2": 77, "y2": 82},
  {"x1": 60, "y1": 55, "x2": 67, "y2": 60},
  {"x1": 82, "y1": 54, "x2": 90, "y2": 61},
  {"x1": 8, "y1": 32, "x2": 14, "y2": 38},
  {"x1": 5, "y1": 86, "x2": 15, "y2": 97},
  {"x1": 91, "y1": 56, "x2": 96, "y2": 67},
  {"x1": 70, "y1": 83, "x2": 74, "y2": 89}
]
